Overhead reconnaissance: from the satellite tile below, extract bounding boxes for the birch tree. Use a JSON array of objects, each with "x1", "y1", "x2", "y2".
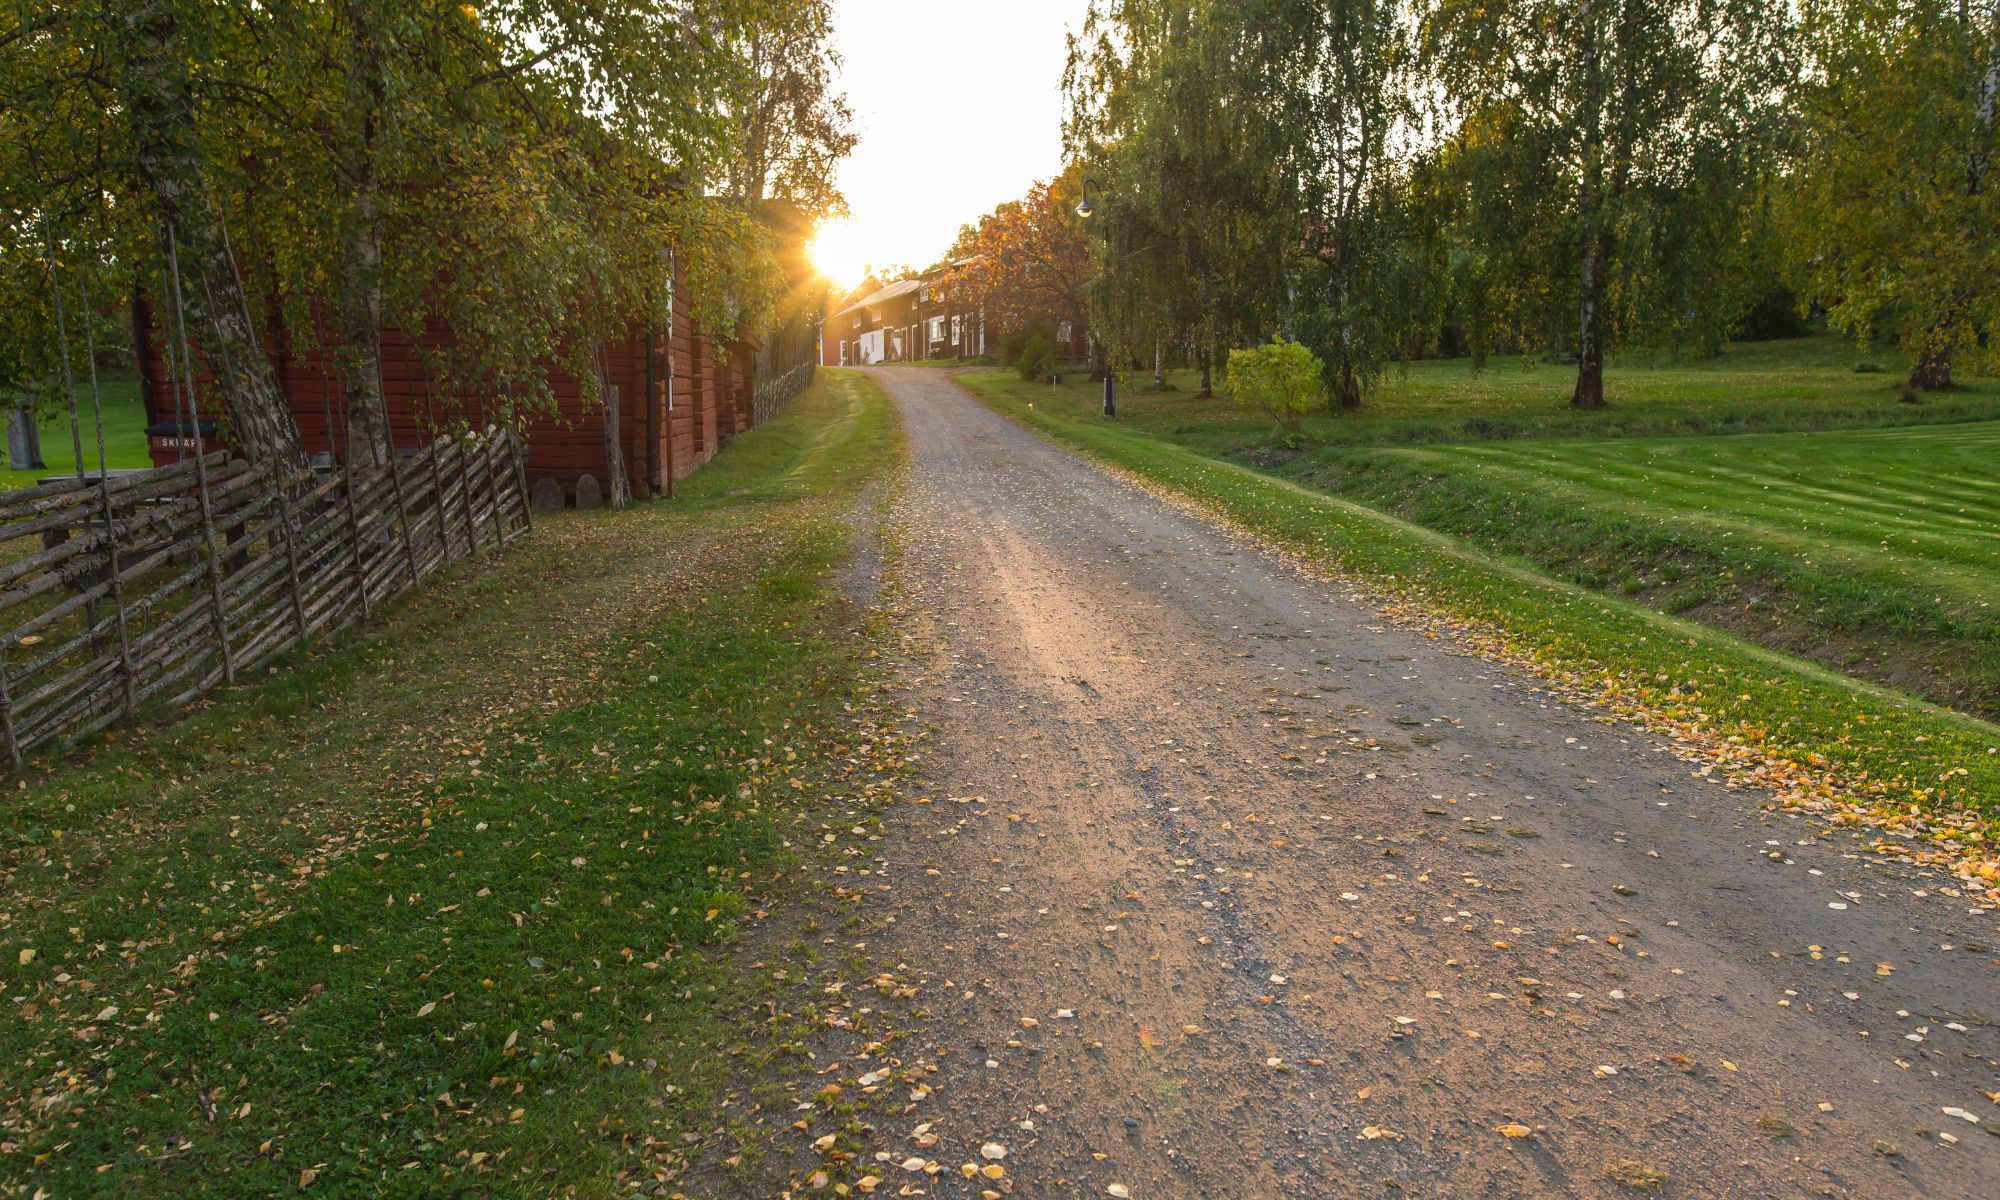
[
  {"x1": 1066, "y1": 0, "x2": 1293, "y2": 391},
  {"x1": 1784, "y1": 0, "x2": 2000, "y2": 389},
  {"x1": 1419, "y1": 0, "x2": 1790, "y2": 406},
  {"x1": 3, "y1": 0, "x2": 845, "y2": 475}
]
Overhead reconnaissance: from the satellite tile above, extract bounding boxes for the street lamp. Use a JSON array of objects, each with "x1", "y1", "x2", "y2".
[{"x1": 1072, "y1": 177, "x2": 1113, "y2": 418}]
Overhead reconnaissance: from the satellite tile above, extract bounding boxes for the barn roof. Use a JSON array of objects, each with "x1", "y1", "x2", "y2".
[{"x1": 833, "y1": 276, "x2": 925, "y2": 319}]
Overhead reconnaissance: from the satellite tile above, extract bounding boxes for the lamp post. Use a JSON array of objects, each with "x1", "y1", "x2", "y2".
[{"x1": 1074, "y1": 178, "x2": 1115, "y2": 419}]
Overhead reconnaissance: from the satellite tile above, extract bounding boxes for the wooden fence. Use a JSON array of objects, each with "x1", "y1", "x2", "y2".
[
  {"x1": 754, "y1": 361, "x2": 816, "y2": 427},
  {"x1": 0, "y1": 427, "x2": 530, "y2": 765}
]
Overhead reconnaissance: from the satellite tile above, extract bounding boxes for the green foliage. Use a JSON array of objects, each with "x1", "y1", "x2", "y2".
[
  {"x1": 1017, "y1": 332, "x2": 1059, "y2": 381},
  {"x1": 997, "y1": 327, "x2": 1034, "y2": 366},
  {"x1": 0, "y1": 0, "x2": 852, "y2": 459},
  {"x1": 1416, "y1": 0, "x2": 1794, "y2": 402},
  {"x1": 1226, "y1": 339, "x2": 1324, "y2": 429},
  {"x1": 1781, "y1": 1, "x2": 2000, "y2": 390},
  {"x1": 1065, "y1": 2, "x2": 1295, "y2": 375}
]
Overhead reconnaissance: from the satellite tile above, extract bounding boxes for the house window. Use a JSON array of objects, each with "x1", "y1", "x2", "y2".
[{"x1": 950, "y1": 316, "x2": 961, "y2": 346}]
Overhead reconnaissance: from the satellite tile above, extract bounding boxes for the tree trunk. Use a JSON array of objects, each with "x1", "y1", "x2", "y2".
[
  {"x1": 1573, "y1": 236, "x2": 1608, "y2": 407},
  {"x1": 602, "y1": 382, "x2": 631, "y2": 508},
  {"x1": 117, "y1": 0, "x2": 308, "y2": 477},
  {"x1": 1909, "y1": 343, "x2": 1954, "y2": 390},
  {"x1": 1571, "y1": 3, "x2": 1609, "y2": 409},
  {"x1": 337, "y1": 0, "x2": 392, "y2": 472},
  {"x1": 1198, "y1": 349, "x2": 1212, "y2": 399},
  {"x1": 1909, "y1": 3, "x2": 1995, "y2": 391},
  {"x1": 1152, "y1": 340, "x2": 1165, "y2": 388},
  {"x1": 1333, "y1": 358, "x2": 1362, "y2": 410}
]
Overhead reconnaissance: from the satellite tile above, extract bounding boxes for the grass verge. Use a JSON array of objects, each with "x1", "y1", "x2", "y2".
[
  {"x1": 1290, "y1": 423, "x2": 2000, "y2": 720},
  {"x1": 0, "y1": 368, "x2": 907, "y2": 1197},
  {"x1": 1020, "y1": 335, "x2": 2000, "y2": 459},
  {"x1": 955, "y1": 370, "x2": 2000, "y2": 894}
]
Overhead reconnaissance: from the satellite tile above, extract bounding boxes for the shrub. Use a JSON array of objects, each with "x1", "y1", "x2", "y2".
[
  {"x1": 1016, "y1": 333, "x2": 1059, "y2": 382},
  {"x1": 1226, "y1": 339, "x2": 1324, "y2": 429},
  {"x1": 999, "y1": 322, "x2": 1055, "y2": 367},
  {"x1": 998, "y1": 328, "x2": 1030, "y2": 366}
]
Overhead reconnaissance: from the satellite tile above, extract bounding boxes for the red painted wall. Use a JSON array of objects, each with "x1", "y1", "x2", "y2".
[{"x1": 135, "y1": 271, "x2": 765, "y2": 504}]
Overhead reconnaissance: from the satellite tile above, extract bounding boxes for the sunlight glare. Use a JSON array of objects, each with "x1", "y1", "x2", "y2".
[{"x1": 808, "y1": 219, "x2": 872, "y2": 291}]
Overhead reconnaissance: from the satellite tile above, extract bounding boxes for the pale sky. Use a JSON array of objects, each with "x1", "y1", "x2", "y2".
[{"x1": 808, "y1": 0, "x2": 1088, "y2": 290}]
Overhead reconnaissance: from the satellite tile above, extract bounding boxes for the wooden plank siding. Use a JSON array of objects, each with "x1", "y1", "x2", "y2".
[{"x1": 133, "y1": 263, "x2": 813, "y2": 505}]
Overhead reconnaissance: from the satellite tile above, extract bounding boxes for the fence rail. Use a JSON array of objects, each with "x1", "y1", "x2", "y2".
[
  {"x1": 0, "y1": 427, "x2": 529, "y2": 765},
  {"x1": 754, "y1": 361, "x2": 815, "y2": 426}
]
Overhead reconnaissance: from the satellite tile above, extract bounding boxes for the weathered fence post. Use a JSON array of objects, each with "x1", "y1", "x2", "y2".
[
  {"x1": 271, "y1": 464, "x2": 310, "y2": 643},
  {"x1": 380, "y1": 422, "x2": 422, "y2": 588},
  {"x1": 454, "y1": 431, "x2": 479, "y2": 554},
  {"x1": 165, "y1": 226, "x2": 236, "y2": 685},
  {"x1": 340, "y1": 464, "x2": 373, "y2": 619},
  {"x1": 0, "y1": 659, "x2": 22, "y2": 770},
  {"x1": 480, "y1": 426, "x2": 507, "y2": 549},
  {"x1": 506, "y1": 418, "x2": 533, "y2": 533}
]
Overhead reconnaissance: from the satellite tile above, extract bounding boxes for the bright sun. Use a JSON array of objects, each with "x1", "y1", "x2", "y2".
[{"x1": 808, "y1": 219, "x2": 872, "y2": 292}]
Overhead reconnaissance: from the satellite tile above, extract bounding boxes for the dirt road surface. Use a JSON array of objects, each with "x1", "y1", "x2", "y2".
[{"x1": 843, "y1": 366, "x2": 1998, "y2": 1199}]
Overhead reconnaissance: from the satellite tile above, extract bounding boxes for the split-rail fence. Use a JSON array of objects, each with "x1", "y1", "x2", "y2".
[{"x1": 0, "y1": 429, "x2": 530, "y2": 765}]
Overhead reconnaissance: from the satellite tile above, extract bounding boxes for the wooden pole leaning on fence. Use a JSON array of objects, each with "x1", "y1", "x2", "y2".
[
  {"x1": 480, "y1": 425, "x2": 508, "y2": 547},
  {"x1": 164, "y1": 226, "x2": 237, "y2": 685},
  {"x1": 418, "y1": 370, "x2": 456, "y2": 563},
  {"x1": 0, "y1": 630, "x2": 21, "y2": 770},
  {"x1": 270, "y1": 462, "x2": 310, "y2": 643},
  {"x1": 454, "y1": 431, "x2": 479, "y2": 554},
  {"x1": 47, "y1": 224, "x2": 140, "y2": 717},
  {"x1": 319, "y1": 363, "x2": 372, "y2": 619},
  {"x1": 505, "y1": 401, "x2": 533, "y2": 531},
  {"x1": 377, "y1": 402, "x2": 422, "y2": 591},
  {"x1": 76, "y1": 253, "x2": 140, "y2": 713}
]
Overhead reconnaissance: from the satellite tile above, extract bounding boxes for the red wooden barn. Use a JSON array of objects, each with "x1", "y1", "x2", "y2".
[{"x1": 134, "y1": 264, "x2": 812, "y2": 505}]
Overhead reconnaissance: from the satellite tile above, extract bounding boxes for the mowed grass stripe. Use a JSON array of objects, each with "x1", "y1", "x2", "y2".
[
  {"x1": 1427, "y1": 452, "x2": 1999, "y2": 548},
  {"x1": 1410, "y1": 424, "x2": 2000, "y2": 596},
  {"x1": 1531, "y1": 451, "x2": 2000, "y2": 529}
]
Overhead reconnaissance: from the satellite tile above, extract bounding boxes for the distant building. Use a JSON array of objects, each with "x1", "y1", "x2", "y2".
[{"x1": 820, "y1": 272, "x2": 988, "y2": 367}]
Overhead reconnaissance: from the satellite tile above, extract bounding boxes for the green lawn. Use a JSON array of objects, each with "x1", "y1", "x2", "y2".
[
  {"x1": 1060, "y1": 334, "x2": 2000, "y2": 456},
  {"x1": 1300, "y1": 422, "x2": 2000, "y2": 718},
  {"x1": 0, "y1": 369, "x2": 908, "y2": 1197},
  {"x1": 1, "y1": 371, "x2": 152, "y2": 487},
  {"x1": 1379, "y1": 423, "x2": 2000, "y2": 603},
  {"x1": 973, "y1": 339, "x2": 2000, "y2": 719},
  {"x1": 956, "y1": 368, "x2": 2000, "y2": 849}
]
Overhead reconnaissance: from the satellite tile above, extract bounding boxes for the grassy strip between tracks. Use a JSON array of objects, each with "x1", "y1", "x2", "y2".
[
  {"x1": 0, "y1": 368, "x2": 908, "y2": 1197},
  {"x1": 955, "y1": 370, "x2": 2000, "y2": 896}
]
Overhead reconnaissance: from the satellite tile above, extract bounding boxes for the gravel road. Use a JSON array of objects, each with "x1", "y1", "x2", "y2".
[{"x1": 848, "y1": 366, "x2": 1998, "y2": 1199}]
